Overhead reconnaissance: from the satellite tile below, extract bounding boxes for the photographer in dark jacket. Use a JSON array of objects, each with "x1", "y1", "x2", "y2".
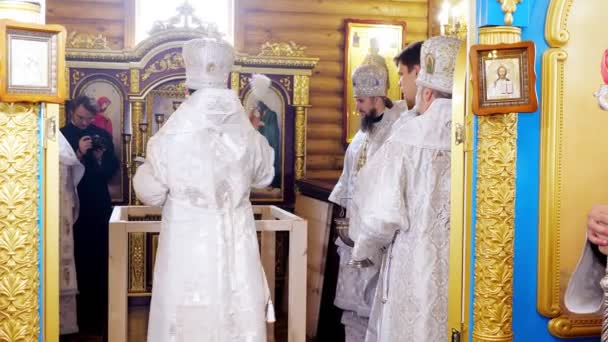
[{"x1": 60, "y1": 95, "x2": 119, "y2": 340}]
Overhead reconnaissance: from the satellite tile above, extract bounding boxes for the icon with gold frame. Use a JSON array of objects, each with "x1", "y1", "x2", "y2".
[
  {"x1": 343, "y1": 19, "x2": 406, "y2": 143},
  {"x1": 0, "y1": 20, "x2": 66, "y2": 104}
]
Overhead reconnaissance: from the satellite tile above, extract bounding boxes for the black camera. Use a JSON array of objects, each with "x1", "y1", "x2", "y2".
[{"x1": 91, "y1": 134, "x2": 106, "y2": 150}]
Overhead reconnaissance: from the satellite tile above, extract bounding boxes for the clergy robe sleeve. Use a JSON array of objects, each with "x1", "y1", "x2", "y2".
[
  {"x1": 133, "y1": 137, "x2": 169, "y2": 206},
  {"x1": 351, "y1": 144, "x2": 409, "y2": 261},
  {"x1": 250, "y1": 130, "x2": 275, "y2": 189},
  {"x1": 328, "y1": 141, "x2": 356, "y2": 206},
  {"x1": 565, "y1": 240, "x2": 605, "y2": 314}
]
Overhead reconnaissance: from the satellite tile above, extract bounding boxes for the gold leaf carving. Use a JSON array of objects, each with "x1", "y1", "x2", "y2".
[
  {"x1": 0, "y1": 103, "x2": 40, "y2": 341},
  {"x1": 141, "y1": 52, "x2": 184, "y2": 81},
  {"x1": 259, "y1": 41, "x2": 307, "y2": 58},
  {"x1": 130, "y1": 69, "x2": 140, "y2": 94},
  {"x1": 279, "y1": 77, "x2": 292, "y2": 92},
  {"x1": 230, "y1": 72, "x2": 240, "y2": 94},
  {"x1": 67, "y1": 31, "x2": 110, "y2": 50},
  {"x1": 294, "y1": 106, "x2": 306, "y2": 180},
  {"x1": 473, "y1": 113, "x2": 517, "y2": 342},
  {"x1": 293, "y1": 75, "x2": 309, "y2": 106},
  {"x1": 116, "y1": 72, "x2": 129, "y2": 88},
  {"x1": 497, "y1": 0, "x2": 523, "y2": 26},
  {"x1": 71, "y1": 70, "x2": 85, "y2": 86},
  {"x1": 128, "y1": 232, "x2": 146, "y2": 292}
]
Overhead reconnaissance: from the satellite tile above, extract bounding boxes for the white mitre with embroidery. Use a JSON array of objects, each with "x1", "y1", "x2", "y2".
[
  {"x1": 352, "y1": 63, "x2": 387, "y2": 97},
  {"x1": 183, "y1": 37, "x2": 234, "y2": 90},
  {"x1": 416, "y1": 36, "x2": 461, "y2": 94}
]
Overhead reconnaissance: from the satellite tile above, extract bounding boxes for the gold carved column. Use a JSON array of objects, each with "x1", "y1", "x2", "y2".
[
  {"x1": 0, "y1": 103, "x2": 41, "y2": 341},
  {"x1": 472, "y1": 26, "x2": 521, "y2": 342},
  {"x1": 128, "y1": 232, "x2": 147, "y2": 293},
  {"x1": 293, "y1": 75, "x2": 310, "y2": 180}
]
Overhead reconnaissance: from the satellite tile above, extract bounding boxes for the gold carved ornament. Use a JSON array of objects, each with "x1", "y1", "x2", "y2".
[
  {"x1": 128, "y1": 233, "x2": 146, "y2": 292},
  {"x1": 472, "y1": 26, "x2": 521, "y2": 342},
  {"x1": 537, "y1": 0, "x2": 601, "y2": 337},
  {"x1": 498, "y1": 0, "x2": 523, "y2": 26},
  {"x1": 293, "y1": 75, "x2": 310, "y2": 180},
  {"x1": 66, "y1": 31, "x2": 110, "y2": 50},
  {"x1": 473, "y1": 113, "x2": 517, "y2": 342},
  {"x1": 141, "y1": 52, "x2": 184, "y2": 81},
  {"x1": 0, "y1": 103, "x2": 41, "y2": 341},
  {"x1": 259, "y1": 41, "x2": 307, "y2": 58},
  {"x1": 71, "y1": 70, "x2": 86, "y2": 86},
  {"x1": 116, "y1": 72, "x2": 129, "y2": 88}
]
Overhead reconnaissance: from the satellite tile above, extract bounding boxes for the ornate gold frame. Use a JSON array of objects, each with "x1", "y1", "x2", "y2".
[
  {"x1": 447, "y1": 42, "x2": 473, "y2": 341},
  {"x1": 536, "y1": 0, "x2": 602, "y2": 337},
  {"x1": 0, "y1": 20, "x2": 67, "y2": 104}
]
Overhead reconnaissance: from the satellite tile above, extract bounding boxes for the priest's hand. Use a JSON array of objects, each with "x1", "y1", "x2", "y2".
[
  {"x1": 77, "y1": 136, "x2": 92, "y2": 159},
  {"x1": 587, "y1": 204, "x2": 608, "y2": 246}
]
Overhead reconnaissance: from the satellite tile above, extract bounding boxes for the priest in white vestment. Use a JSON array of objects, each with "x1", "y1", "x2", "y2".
[
  {"x1": 59, "y1": 131, "x2": 85, "y2": 335},
  {"x1": 565, "y1": 204, "x2": 608, "y2": 315},
  {"x1": 133, "y1": 37, "x2": 276, "y2": 342},
  {"x1": 329, "y1": 62, "x2": 409, "y2": 341},
  {"x1": 350, "y1": 36, "x2": 462, "y2": 342}
]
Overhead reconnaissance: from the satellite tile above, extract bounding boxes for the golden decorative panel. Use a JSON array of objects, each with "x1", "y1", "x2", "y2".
[
  {"x1": 128, "y1": 232, "x2": 146, "y2": 292},
  {"x1": 230, "y1": 72, "x2": 240, "y2": 94},
  {"x1": 141, "y1": 52, "x2": 184, "y2": 81},
  {"x1": 259, "y1": 41, "x2": 307, "y2": 58},
  {"x1": 0, "y1": 103, "x2": 40, "y2": 341},
  {"x1": 538, "y1": 0, "x2": 608, "y2": 337},
  {"x1": 130, "y1": 69, "x2": 140, "y2": 94},
  {"x1": 66, "y1": 31, "x2": 110, "y2": 50},
  {"x1": 472, "y1": 26, "x2": 520, "y2": 342},
  {"x1": 293, "y1": 75, "x2": 310, "y2": 106},
  {"x1": 279, "y1": 77, "x2": 292, "y2": 92},
  {"x1": 71, "y1": 70, "x2": 85, "y2": 87},
  {"x1": 295, "y1": 106, "x2": 306, "y2": 180},
  {"x1": 473, "y1": 113, "x2": 517, "y2": 342}
]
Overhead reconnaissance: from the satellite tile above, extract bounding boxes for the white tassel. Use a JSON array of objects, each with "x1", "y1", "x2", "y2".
[
  {"x1": 266, "y1": 300, "x2": 276, "y2": 323},
  {"x1": 250, "y1": 74, "x2": 272, "y2": 102}
]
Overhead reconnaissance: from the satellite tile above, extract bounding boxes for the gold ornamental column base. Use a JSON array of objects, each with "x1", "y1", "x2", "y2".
[{"x1": 472, "y1": 26, "x2": 521, "y2": 342}]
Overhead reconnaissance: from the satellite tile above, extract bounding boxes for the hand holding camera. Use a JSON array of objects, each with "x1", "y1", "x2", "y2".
[
  {"x1": 78, "y1": 135, "x2": 106, "y2": 161},
  {"x1": 77, "y1": 136, "x2": 92, "y2": 159}
]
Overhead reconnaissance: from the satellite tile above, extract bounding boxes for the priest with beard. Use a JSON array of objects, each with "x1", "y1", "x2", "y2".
[
  {"x1": 349, "y1": 36, "x2": 461, "y2": 342},
  {"x1": 328, "y1": 62, "x2": 410, "y2": 341},
  {"x1": 60, "y1": 95, "x2": 120, "y2": 340}
]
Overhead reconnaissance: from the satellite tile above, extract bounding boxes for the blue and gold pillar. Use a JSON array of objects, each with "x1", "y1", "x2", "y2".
[{"x1": 472, "y1": 1, "x2": 530, "y2": 341}]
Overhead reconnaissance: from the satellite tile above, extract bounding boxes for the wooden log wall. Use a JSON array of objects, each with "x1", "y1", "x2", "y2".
[
  {"x1": 236, "y1": 0, "x2": 430, "y2": 182},
  {"x1": 46, "y1": 0, "x2": 133, "y2": 49}
]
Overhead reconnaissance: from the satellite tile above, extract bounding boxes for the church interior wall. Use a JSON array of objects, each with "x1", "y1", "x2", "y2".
[
  {"x1": 46, "y1": 0, "x2": 438, "y2": 184},
  {"x1": 46, "y1": 0, "x2": 131, "y2": 49},
  {"x1": 236, "y1": 0, "x2": 432, "y2": 182}
]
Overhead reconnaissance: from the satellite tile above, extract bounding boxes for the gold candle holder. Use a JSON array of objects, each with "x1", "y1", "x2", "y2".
[
  {"x1": 122, "y1": 133, "x2": 133, "y2": 204},
  {"x1": 154, "y1": 113, "x2": 165, "y2": 130},
  {"x1": 139, "y1": 122, "x2": 149, "y2": 158}
]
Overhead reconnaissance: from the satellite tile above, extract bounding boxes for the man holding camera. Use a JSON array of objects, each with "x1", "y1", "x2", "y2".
[{"x1": 60, "y1": 95, "x2": 120, "y2": 340}]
